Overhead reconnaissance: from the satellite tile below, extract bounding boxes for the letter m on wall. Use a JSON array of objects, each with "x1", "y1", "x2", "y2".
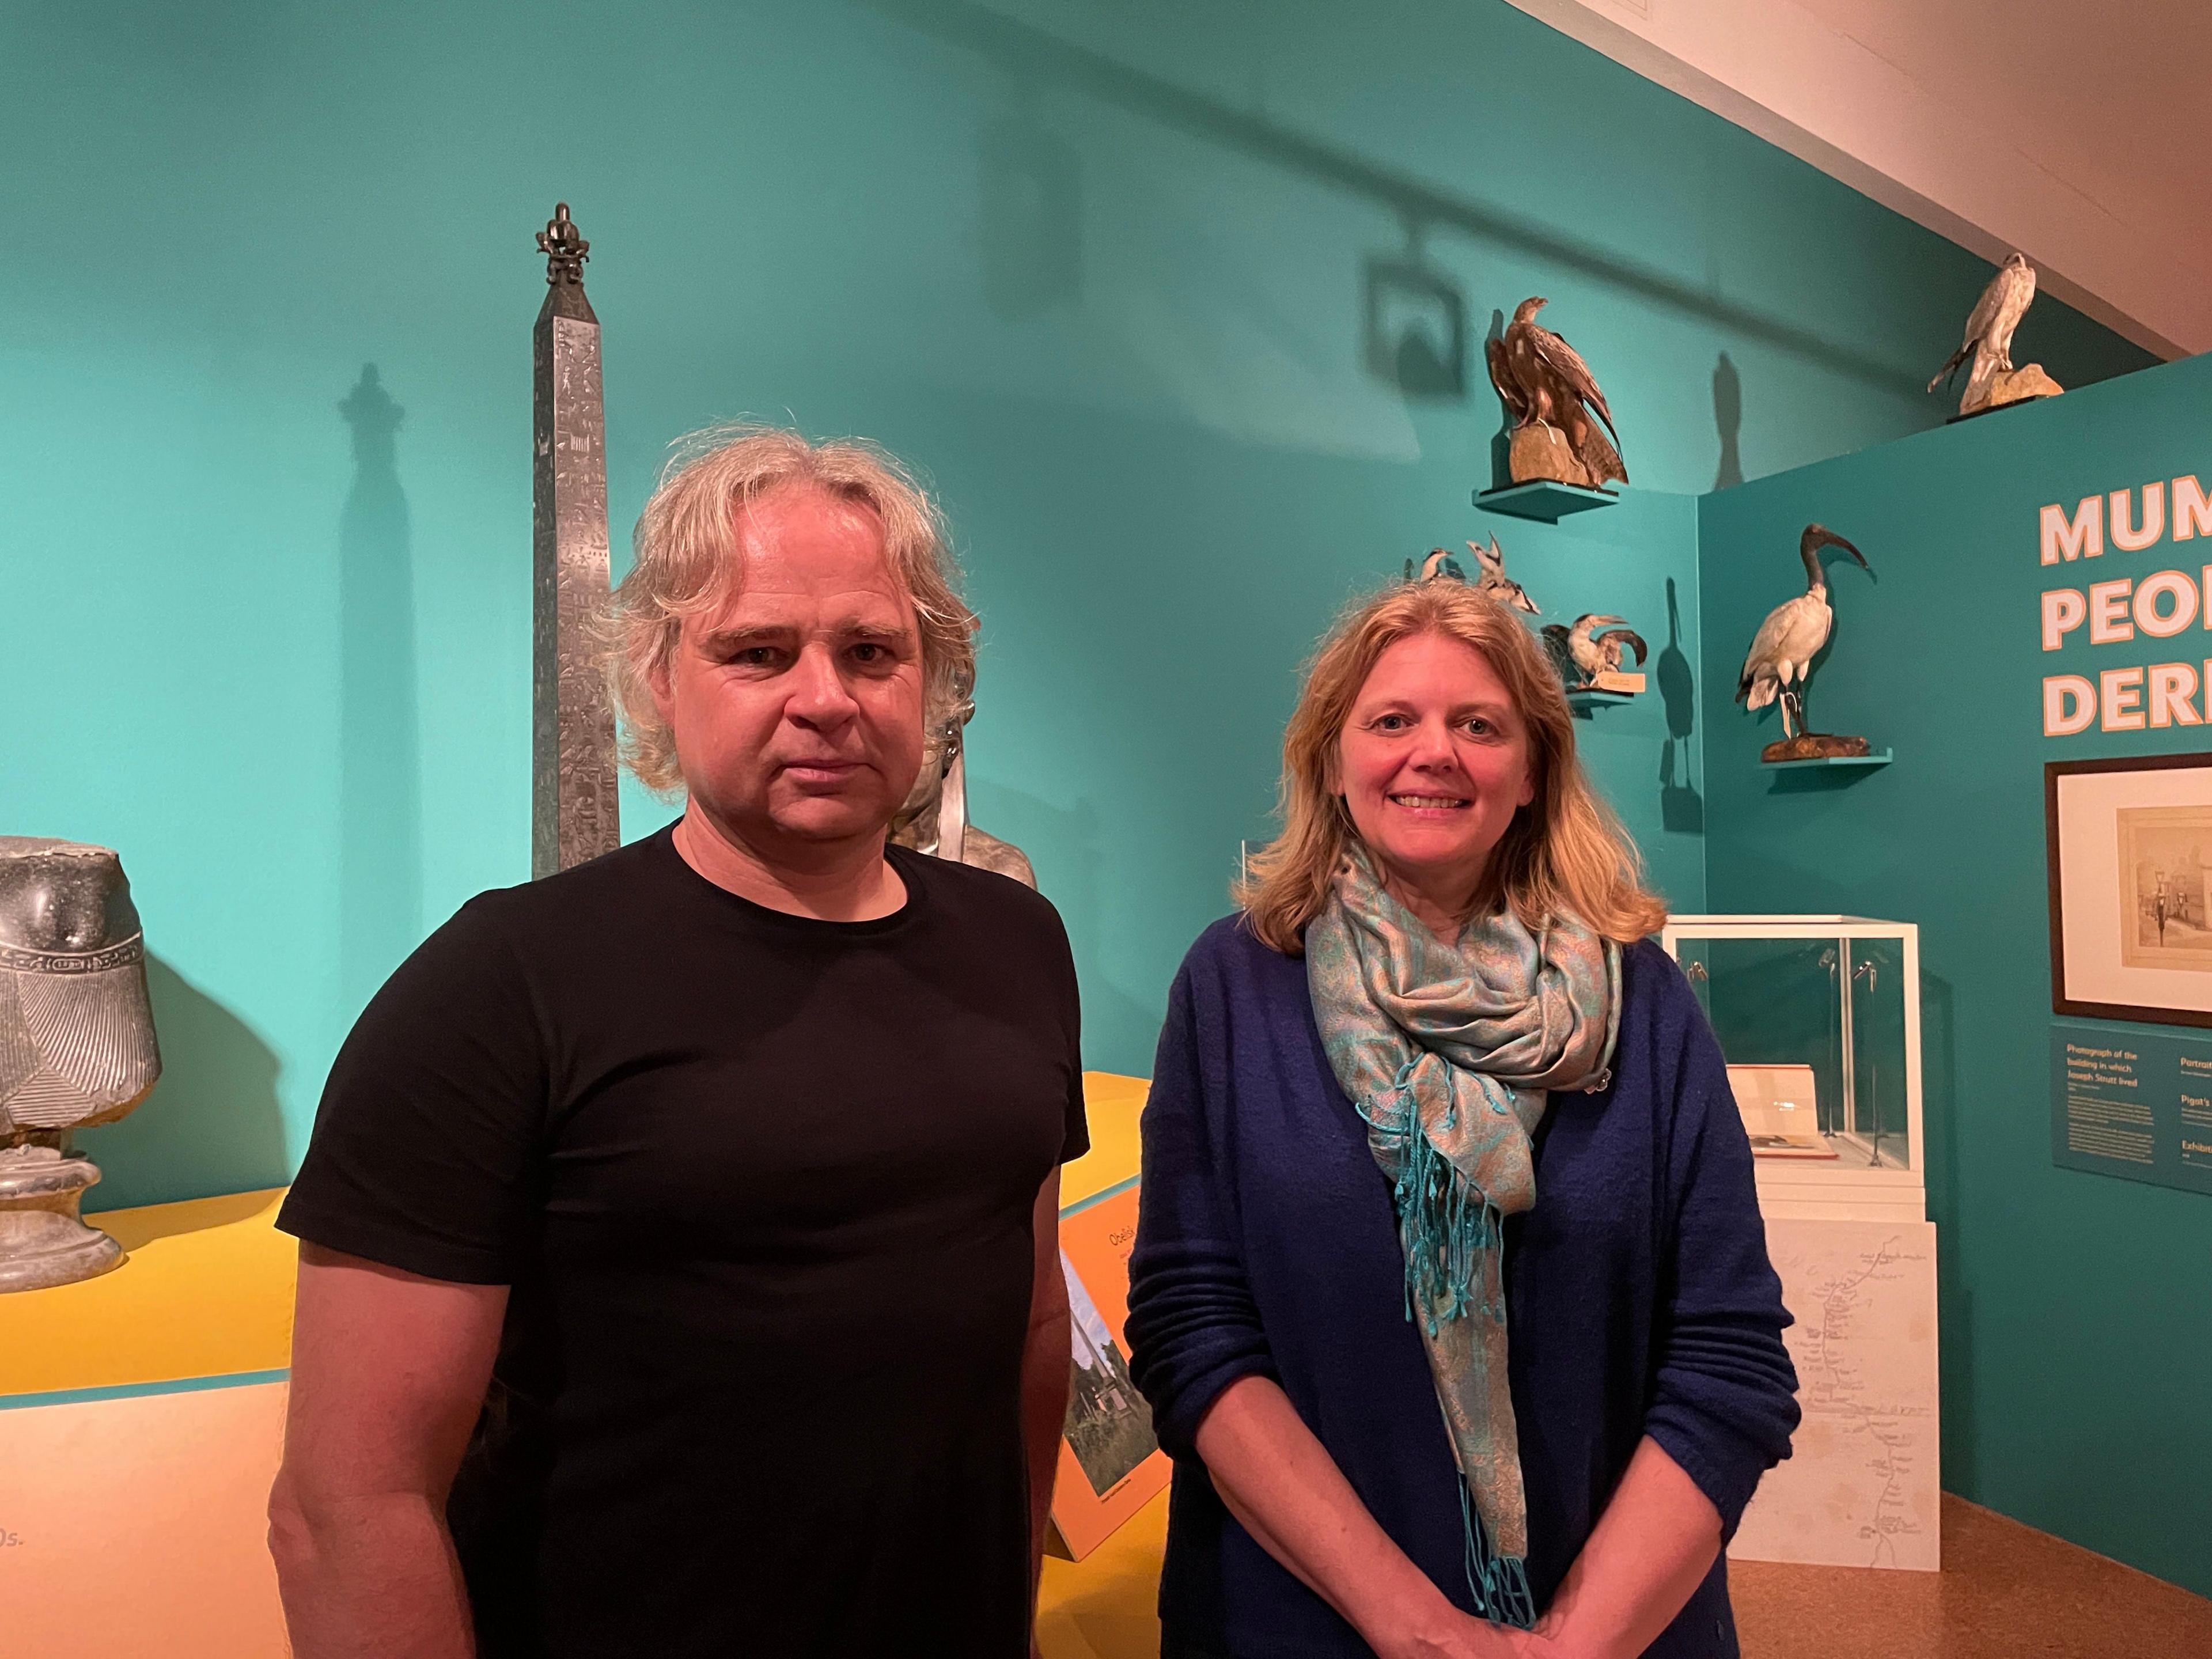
[{"x1": 2042, "y1": 497, "x2": 2104, "y2": 565}]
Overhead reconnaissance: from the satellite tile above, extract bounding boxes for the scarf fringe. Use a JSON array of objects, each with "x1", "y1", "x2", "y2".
[
  {"x1": 1363, "y1": 1063, "x2": 1533, "y2": 1627},
  {"x1": 1362, "y1": 1063, "x2": 1509, "y2": 1332},
  {"x1": 1460, "y1": 1483, "x2": 1537, "y2": 1628}
]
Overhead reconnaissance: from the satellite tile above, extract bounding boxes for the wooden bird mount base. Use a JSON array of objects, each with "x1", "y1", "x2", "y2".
[
  {"x1": 1761, "y1": 733, "x2": 1871, "y2": 764},
  {"x1": 1509, "y1": 425, "x2": 1602, "y2": 489},
  {"x1": 1961, "y1": 363, "x2": 2063, "y2": 417}
]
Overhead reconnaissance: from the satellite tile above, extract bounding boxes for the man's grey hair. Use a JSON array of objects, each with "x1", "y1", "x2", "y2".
[{"x1": 600, "y1": 425, "x2": 977, "y2": 795}]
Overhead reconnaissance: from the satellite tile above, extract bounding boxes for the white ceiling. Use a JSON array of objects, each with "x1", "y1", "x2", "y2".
[{"x1": 1505, "y1": 0, "x2": 2212, "y2": 357}]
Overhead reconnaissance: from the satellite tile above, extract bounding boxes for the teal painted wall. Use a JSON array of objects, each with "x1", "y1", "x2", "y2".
[
  {"x1": 2, "y1": 0, "x2": 2152, "y2": 1211},
  {"x1": 1696, "y1": 353, "x2": 2212, "y2": 1596}
]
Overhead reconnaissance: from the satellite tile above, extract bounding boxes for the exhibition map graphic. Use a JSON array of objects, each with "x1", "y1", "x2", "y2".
[{"x1": 1729, "y1": 1219, "x2": 1940, "y2": 1571}]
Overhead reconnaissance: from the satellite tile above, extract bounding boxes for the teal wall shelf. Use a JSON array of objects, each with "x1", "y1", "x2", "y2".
[
  {"x1": 1474, "y1": 480, "x2": 1621, "y2": 522},
  {"x1": 1763, "y1": 749, "x2": 1893, "y2": 770}
]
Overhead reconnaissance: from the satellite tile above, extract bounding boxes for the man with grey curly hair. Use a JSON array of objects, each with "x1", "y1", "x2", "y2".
[{"x1": 273, "y1": 426, "x2": 1088, "y2": 1659}]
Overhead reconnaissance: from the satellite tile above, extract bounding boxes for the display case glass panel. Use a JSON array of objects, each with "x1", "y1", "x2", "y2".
[{"x1": 1661, "y1": 916, "x2": 1924, "y2": 1217}]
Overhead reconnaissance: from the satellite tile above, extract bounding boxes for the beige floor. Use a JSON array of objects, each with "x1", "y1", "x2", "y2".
[
  {"x1": 1040, "y1": 1491, "x2": 2212, "y2": 1658},
  {"x1": 1733, "y1": 1494, "x2": 2212, "y2": 1659}
]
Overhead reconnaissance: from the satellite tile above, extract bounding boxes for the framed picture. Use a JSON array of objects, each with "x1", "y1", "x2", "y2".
[
  {"x1": 1044, "y1": 1183, "x2": 1169, "y2": 1560},
  {"x1": 2047, "y1": 753, "x2": 2212, "y2": 1026}
]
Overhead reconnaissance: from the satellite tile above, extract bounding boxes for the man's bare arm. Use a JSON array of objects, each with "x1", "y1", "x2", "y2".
[
  {"x1": 1020, "y1": 1170, "x2": 1071, "y2": 1638},
  {"x1": 269, "y1": 1244, "x2": 508, "y2": 1659}
]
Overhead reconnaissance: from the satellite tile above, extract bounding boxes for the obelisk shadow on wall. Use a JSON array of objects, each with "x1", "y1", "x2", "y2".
[{"x1": 336, "y1": 363, "x2": 423, "y2": 1017}]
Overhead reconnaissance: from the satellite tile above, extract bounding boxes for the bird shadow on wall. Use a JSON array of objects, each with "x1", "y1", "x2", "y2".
[
  {"x1": 1656, "y1": 577, "x2": 1702, "y2": 835},
  {"x1": 79, "y1": 955, "x2": 286, "y2": 1215},
  {"x1": 976, "y1": 93, "x2": 1084, "y2": 322},
  {"x1": 337, "y1": 364, "x2": 423, "y2": 1018},
  {"x1": 1361, "y1": 230, "x2": 1467, "y2": 404},
  {"x1": 1713, "y1": 351, "x2": 1744, "y2": 490}
]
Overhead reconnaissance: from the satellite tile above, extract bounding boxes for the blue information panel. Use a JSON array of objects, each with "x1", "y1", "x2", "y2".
[{"x1": 2052, "y1": 1022, "x2": 2212, "y2": 1196}]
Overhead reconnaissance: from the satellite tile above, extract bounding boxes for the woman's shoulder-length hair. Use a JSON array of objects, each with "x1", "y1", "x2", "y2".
[{"x1": 1236, "y1": 578, "x2": 1668, "y2": 954}]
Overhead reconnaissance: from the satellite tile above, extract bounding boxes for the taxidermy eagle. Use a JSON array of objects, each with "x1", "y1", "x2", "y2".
[{"x1": 1486, "y1": 297, "x2": 1627, "y2": 489}]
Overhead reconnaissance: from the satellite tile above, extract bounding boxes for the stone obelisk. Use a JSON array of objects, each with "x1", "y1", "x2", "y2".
[{"x1": 532, "y1": 203, "x2": 620, "y2": 877}]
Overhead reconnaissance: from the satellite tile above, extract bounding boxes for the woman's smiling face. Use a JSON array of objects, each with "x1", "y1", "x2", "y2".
[{"x1": 1331, "y1": 630, "x2": 1535, "y2": 931}]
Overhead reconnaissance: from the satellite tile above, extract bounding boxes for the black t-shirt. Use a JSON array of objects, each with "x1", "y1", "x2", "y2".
[{"x1": 278, "y1": 831, "x2": 1089, "y2": 1659}]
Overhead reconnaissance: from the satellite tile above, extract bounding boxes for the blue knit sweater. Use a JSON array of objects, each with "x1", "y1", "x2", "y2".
[{"x1": 1124, "y1": 919, "x2": 1800, "y2": 1659}]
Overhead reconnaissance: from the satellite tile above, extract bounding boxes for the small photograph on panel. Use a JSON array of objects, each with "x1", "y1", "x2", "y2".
[
  {"x1": 2118, "y1": 806, "x2": 2212, "y2": 969},
  {"x1": 1060, "y1": 1251, "x2": 1158, "y2": 1498}
]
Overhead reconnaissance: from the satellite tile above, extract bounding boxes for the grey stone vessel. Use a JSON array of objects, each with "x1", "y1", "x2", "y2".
[{"x1": 0, "y1": 838, "x2": 162, "y2": 1292}]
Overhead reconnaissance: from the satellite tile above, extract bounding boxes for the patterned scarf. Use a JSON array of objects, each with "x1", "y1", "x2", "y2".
[{"x1": 1305, "y1": 844, "x2": 1620, "y2": 1626}]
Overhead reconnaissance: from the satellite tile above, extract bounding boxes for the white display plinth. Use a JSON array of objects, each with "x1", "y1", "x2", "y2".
[{"x1": 1729, "y1": 1217, "x2": 1941, "y2": 1571}]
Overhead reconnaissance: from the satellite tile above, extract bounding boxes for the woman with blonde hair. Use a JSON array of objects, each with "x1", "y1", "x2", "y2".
[{"x1": 1126, "y1": 577, "x2": 1798, "y2": 1658}]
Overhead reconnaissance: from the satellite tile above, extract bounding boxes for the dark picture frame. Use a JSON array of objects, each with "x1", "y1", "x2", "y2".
[{"x1": 2047, "y1": 752, "x2": 2212, "y2": 1028}]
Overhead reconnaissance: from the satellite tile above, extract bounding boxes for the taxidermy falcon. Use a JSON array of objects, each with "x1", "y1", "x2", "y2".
[
  {"x1": 1486, "y1": 298, "x2": 1627, "y2": 488},
  {"x1": 1471, "y1": 536, "x2": 1537, "y2": 613},
  {"x1": 1927, "y1": 252, "x2": 2036, "y2": 403},
  {"x1": 1567, "y1": 614, "x2": 1646, "y2": 684},
  {"x1": 1736, "y1": 524, "x2": 1870, "y2": 738}
]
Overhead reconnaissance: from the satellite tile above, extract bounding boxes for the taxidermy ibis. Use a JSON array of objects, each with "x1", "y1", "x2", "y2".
[
  {"x1": 1735, "y1": 524, "x2": 1870, "y2": 738},
  {"x1": 1486, "y1": 298, "x2": 1627, "y2": 488},
  {"x1": 1567, "y1": 614, "x2": 1646, "y2": 684},
  {"x1": 1471, "y1": 536, "x2": 1537, "y2": 613},
  {"x1": 1927, "y1": 252, "x2": 2035, "y2": 410}
]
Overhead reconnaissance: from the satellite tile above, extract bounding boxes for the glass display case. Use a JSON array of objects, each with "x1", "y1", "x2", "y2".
[{"x1": 1659, "y1": 915, "x2": 1925, "y2": 1222}]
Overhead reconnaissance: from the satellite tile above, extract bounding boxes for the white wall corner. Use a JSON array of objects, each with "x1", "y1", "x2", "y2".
[{"x1": 1502, "y1": 0, "x2": 2198, "y2": 359}]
